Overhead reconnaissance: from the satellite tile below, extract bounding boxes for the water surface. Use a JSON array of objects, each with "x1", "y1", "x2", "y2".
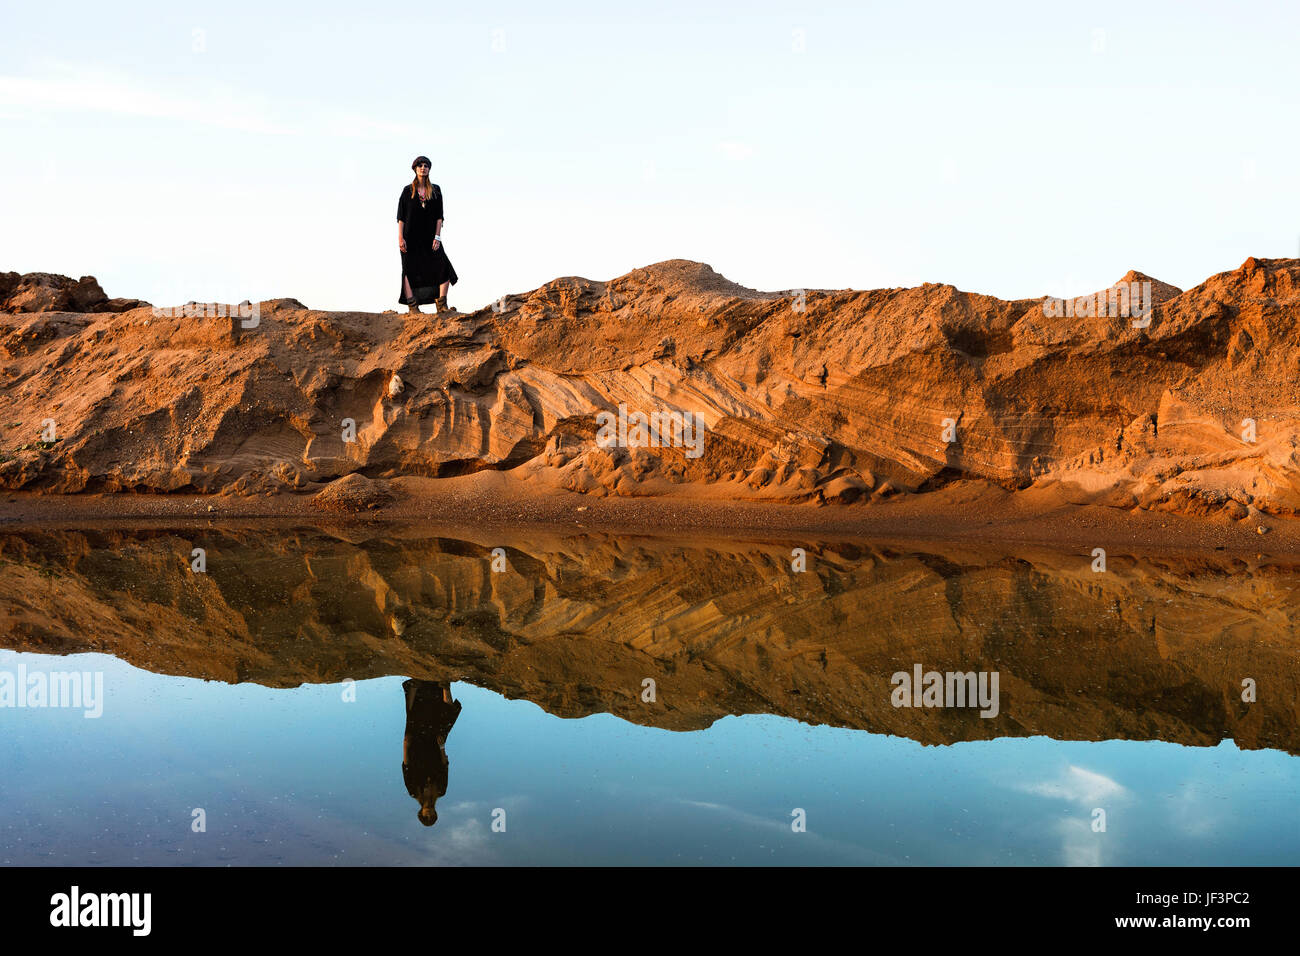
[{"x1": 1, "y1": 526, "x2": 1297, "y2": 865}]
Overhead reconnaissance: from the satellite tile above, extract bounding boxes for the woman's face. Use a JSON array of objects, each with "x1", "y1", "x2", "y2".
[{"x1": 414, "y1": 162, "x2": 429, "y2": 178}]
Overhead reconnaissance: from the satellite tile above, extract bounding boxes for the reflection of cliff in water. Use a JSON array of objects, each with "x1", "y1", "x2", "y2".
[{"x1": 2, "y1": 526, "x2": 1297, "y2": 753}]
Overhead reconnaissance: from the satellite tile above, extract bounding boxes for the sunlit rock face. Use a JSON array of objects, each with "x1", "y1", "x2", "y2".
[{"x1": 4, "y1": 257, "x2": 1300, "y2": 517}]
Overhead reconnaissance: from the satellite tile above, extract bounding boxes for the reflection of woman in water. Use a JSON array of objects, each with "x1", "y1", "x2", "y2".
[{"x1": 402, "y1": 679, "x2": 462, "y2": 827}]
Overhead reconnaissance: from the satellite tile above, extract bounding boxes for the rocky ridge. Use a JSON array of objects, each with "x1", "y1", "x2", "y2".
[{"x1": 2, "y1": 257, "x2": 1299, "y2": 519}]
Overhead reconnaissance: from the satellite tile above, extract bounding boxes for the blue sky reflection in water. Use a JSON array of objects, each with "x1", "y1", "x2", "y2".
[{"x1": 1, "y1": 648, "x2": 1295, "y2": 866}]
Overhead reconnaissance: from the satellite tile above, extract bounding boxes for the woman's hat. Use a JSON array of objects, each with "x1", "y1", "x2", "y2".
[{"x1": 411, "y1": 155, "x2": 432, "y2": 170}]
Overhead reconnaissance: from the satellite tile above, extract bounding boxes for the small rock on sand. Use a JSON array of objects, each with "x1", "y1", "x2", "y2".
[{"x1": 311, "y1": 473, "x2": 396, "y2": 513}]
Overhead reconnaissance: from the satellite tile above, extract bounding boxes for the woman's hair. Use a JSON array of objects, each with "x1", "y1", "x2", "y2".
[
  {"x1": 409, "y1": 174, "x2": 432, "y2": 200},
  {"x1": 410, "y1": 158, "x2": 434, "y2": 200}
]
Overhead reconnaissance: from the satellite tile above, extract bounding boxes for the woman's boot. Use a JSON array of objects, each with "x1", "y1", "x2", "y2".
[
  {"x1": 408, "y1": 303, "x2": 421, "y2": 315},
  {"x1": 435, "y1": 295, "x2": 449, "y2": 314}
]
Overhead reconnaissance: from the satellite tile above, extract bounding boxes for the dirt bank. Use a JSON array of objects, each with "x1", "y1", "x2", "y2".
[{"x1": 4, "y1": 256, "x2": 1300, "y2": 531}]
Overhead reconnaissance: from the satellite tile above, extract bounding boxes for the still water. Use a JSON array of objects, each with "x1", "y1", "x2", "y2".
[{"x1": 1, "y1": 526, "x2": 1298, "y2": 865}]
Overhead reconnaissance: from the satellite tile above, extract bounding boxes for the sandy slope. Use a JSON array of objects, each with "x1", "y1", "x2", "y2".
[{"x1": 3, "y1": 256, "x2": 1300, "y2": 525}]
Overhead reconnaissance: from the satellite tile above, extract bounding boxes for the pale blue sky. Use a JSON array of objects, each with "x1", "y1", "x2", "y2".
[{"x1": 2, "y1": 1, "x2": 1297, "y2": 312}]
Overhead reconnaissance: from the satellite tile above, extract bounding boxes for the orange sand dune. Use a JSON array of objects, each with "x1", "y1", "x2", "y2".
[{"x1": 3, "y1": 257, "x2": 1299, "y2": 521}]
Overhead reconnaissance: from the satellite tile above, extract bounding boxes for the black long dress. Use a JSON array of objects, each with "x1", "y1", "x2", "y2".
[{"x1": 397, "y1": 183, "x2": 458, "y2": 306}]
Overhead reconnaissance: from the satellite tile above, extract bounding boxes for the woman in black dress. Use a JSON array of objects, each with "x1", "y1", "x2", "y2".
[{"x1": 397, "y1": 155, "x2": 459, "y2": 314}]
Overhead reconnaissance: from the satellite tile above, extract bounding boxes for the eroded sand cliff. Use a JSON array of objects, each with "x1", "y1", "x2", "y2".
[{"x1": 3, "y1": 257, "x2": 1299, "y2": 519}]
